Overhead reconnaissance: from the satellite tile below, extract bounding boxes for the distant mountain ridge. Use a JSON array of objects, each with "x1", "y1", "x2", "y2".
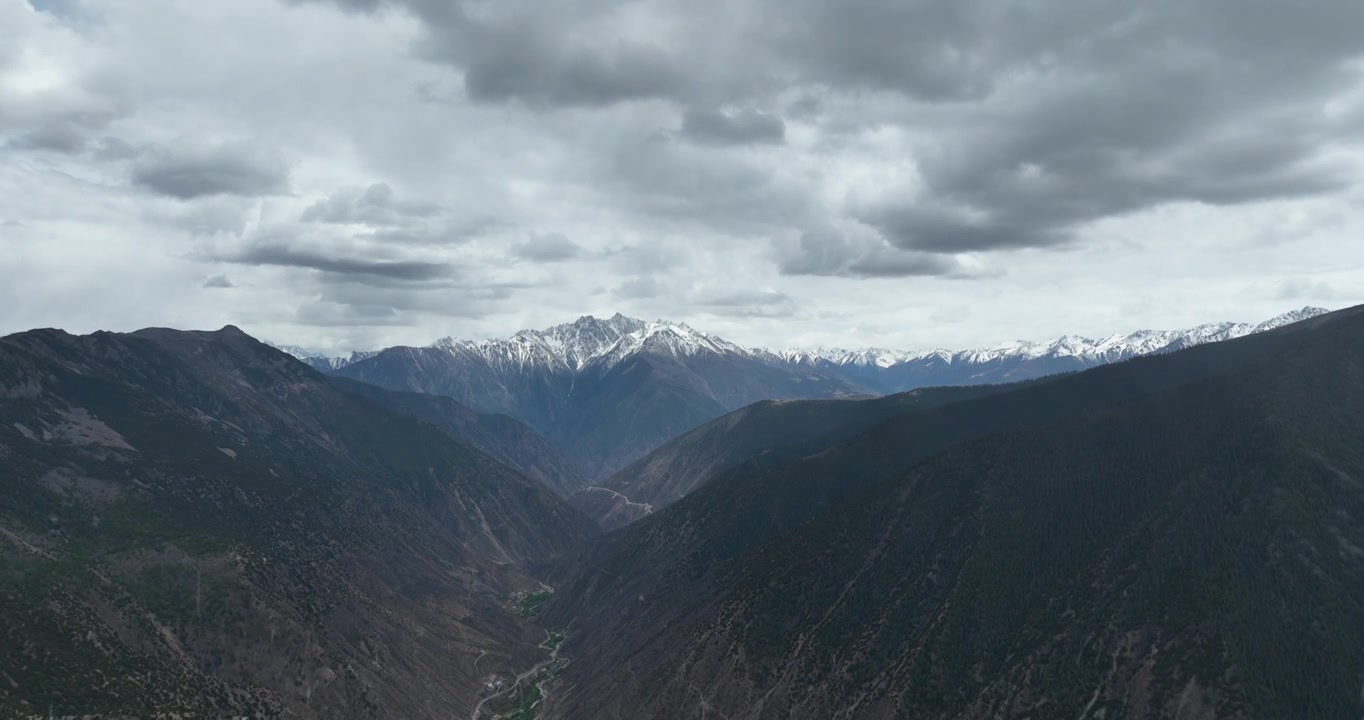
[
  {"x1": 325, "y1": 314, "x2": 867, "y2": 479},
  {"x1": 270, "y1": 344, "x2": 379, "y2": 372},
  {"x1": 288, "y1": 307, "x2": 1328, "y2": 483},
  {"x1": 282, "y1": 313, "x2": 748, "y2": 375},
  {"x1": 769, "y1": 306, "x2": 1328, "y2": 370},
  {"x1": 290, "y1": 306, "x2": 1329, "y2": 383}
]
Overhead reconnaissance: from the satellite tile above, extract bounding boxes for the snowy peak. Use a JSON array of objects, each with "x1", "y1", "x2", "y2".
[
  {"x1": 431, "y1": 332, "x2": 566, "y2": 371},
  {"x1": 539, "y1": 313, "x2": 649, "y2": 369},
  {"x1": 773, "y1": 347, "x2": 919, "y2": 368},
  {"x1": 267, "y1": 343, "x2": 377, "y2": 371},
  {"x1": 770, "y1": 307, "x2": 1330, "y2": 369},
  {"x1": 426, "y1": 315, "x2": 643, "y2": 371},
  {"x1": 427, "y1": 314, "x2": 743, "y2": 373},
  {"x1": 1254, "y1": 307, "x2": 1329, "y2": 333},
  {"x1": 594, "y1": 321, "x2": 746, "y2": 368}
]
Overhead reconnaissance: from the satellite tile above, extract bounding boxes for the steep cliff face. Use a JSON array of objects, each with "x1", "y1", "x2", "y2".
[{"x1": 0, "y1": 326, "x2": 595, "y2": 719}]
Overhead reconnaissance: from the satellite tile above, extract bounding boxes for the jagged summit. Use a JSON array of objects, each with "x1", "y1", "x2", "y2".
[
  {"x1": 595, "y1": 320, "x2": 747, "y2": 367},
  {"x1": 538, "y1": 313, "x2": 651, "y2": 369},
  {"x1": 429, "y1": 314, "x2": 647, "y2": 371},
  {"x1": 425, "y1": 314, "x2": 742, "y2": 372}
]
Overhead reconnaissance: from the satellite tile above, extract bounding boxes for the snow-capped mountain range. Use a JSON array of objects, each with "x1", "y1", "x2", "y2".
[
  {"x1": 285, "y1": 306, "x2": 1329, "y2": 480},
  {"x1": 284, "y1": 306, "x2": 1329, "y2": 377},
  {"x1": 427, "y1": 313, "x2": 746, "y2": 372},
  {"x1": 269, "y1": 345, "x2": 379, "y2": 371},
  {"x1": 770, "y1": 306, "x2": 1327, "y2": 369}
]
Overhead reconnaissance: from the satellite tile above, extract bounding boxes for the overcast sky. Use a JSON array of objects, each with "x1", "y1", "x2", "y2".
[{"x1": 3, "y1": 0, "x2": 1364, "y2": 352}]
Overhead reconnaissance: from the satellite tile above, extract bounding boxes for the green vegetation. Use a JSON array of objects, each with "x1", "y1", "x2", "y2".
[
  {"x1": 503, "y1": 685, "x2": 543, "y2": 720},
  {"x1": 517, "y1": 590, "x2": 553, "y2": 617},
  {"x1": 92, "y1": 500, "x2": 237, "y2": 555},
  {"x1": 541, "y1": 630, "x2": 570, "y2": 678}
]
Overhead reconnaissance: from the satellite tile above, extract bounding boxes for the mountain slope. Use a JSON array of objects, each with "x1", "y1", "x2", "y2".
[
  {"x1": 328, "y1": 377, "x2": 587, "y2": 496},
  {"x1": 558, "y1": 344, "x2": 869, "y2": 480},
  {"x1": 538, "y1": 305, "x2": 1364, "y2": 719},
  {"x1": 568, "y1": 309, "x2": 1332, "y2": 530},
  {"x1": 0, "y1": 326, "x2": 595, "y2": 718},
  {"x1": 576, "y1": 385, "x2": 1007, "y2": 529}
]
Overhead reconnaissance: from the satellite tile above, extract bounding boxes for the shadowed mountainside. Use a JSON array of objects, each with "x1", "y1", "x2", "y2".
[
  {"x1": 574, "y1": 385, "x2": 1007, "y2": 529},
  {"x1": 538, "y1": 305, "x2": 1364, "y2": 719},
  {"x1": 329, "y1": 377, "x2": 588, "y2": 497},
  {"x1": 0, "y1": 326, "x2": 595, "y2": 718}
]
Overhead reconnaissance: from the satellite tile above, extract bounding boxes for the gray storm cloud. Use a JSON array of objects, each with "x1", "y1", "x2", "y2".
[
  {"x1": 680, "y1": 108, "x2": 785, "y2": 146},
  {"x1": 512, "y1": 233, "x2": 584, "y2": 262},
  {"x1": 226, "y1": 244, "x2": 453, "y2": 283},
  {"x1": 132, "y1": 142, "x2": 291, "y2": 199}
]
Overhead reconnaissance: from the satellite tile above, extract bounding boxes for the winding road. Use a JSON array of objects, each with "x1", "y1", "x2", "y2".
[{"x1": 469, "y1": 631, "x2": 565, "y2": 720}]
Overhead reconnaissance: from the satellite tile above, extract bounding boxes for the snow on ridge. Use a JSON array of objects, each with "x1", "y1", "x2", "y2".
[
  {"x1": 422, "y1": 314, "x2": 739, "y2": 372},
  {"x1": 402, "y1": 306, "x2": 1332, "y2": 375},
  {"x1": 266, "y1": 343, "x2": 377, "y2": 370},
  {"x1": 592, "y1": 320, "x2": 746, "y2": 368},
  {"x1": 765, "y1": 307, "x2": 1329, "y2": 369}
]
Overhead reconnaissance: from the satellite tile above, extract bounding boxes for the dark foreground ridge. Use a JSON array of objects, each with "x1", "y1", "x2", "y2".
[
  {"x1": 0, "y1": 326, "x2": 595, "y2": 718},
  {"x1": 538, "y1": 305, "x2": 1364, "y2": 719}
]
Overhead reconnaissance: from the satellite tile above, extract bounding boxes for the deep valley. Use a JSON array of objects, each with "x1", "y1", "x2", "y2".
[{"x1": 4, "y1": 306, "x2": 1363, "y2": 719}]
